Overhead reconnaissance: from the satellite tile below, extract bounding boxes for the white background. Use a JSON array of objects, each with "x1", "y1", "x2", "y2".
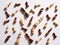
[{"x1": 0, "y1": 0, "x2": 60, "y2": 45}]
